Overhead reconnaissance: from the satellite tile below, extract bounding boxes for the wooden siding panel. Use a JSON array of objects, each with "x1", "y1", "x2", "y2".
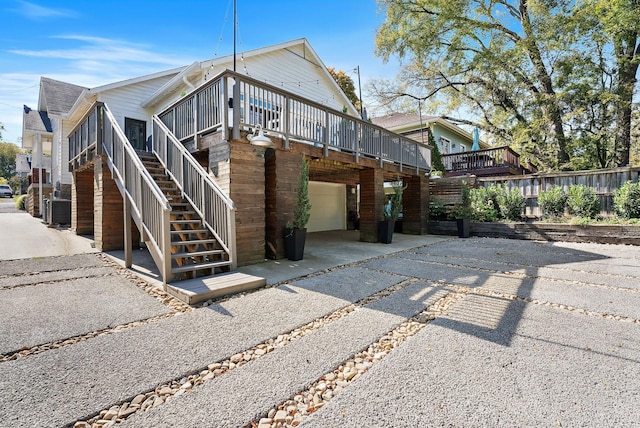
[{"x1": 229, "y1": 140, "x2": 266, "y2": 266}]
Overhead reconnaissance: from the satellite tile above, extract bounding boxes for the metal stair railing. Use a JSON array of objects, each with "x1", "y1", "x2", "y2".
[
  {"x1": 152, "y1": 116, "x2": 237, "y2": 269},
  {"x1": 69, "y1": 102, "x2": 173, "y2": 283}
]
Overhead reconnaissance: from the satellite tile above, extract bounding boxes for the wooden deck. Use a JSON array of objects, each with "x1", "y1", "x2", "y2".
[
  {"x1": 166, "y1": 272, "x2": 266, "y2": 305},
  {"x1": 442, "y1": 146, "x2": 536, "y2": 177}
]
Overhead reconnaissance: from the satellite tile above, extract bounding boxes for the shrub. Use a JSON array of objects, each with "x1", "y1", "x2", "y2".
[
  {"x1": 15, "y1": 194, "x2": 26, "y2": 210},
  {"x1": 496, "y1": 185, "x2": 525, "y2": 221},
  {"x1": 470, "y1": 186, "x2": 499, "y2": 222},
  {"x1": 453, "y1": 181, "x2": 473, "y2": 219},
  {"x1": 429, "y1": 197, "x2": 447, "y2": 220},
  {"x1": 566, "y1": 184, "x2": 600, "y2": 219},
  {"x1": 538, "y1": 186, "x2": 567, "y2": 218},
  {"x1": 613, "y1": 181, "x2": 640, "y2": 219}
]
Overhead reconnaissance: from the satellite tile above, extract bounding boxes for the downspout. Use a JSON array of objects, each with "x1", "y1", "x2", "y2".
[{"x1": 182, "y1": 75, "x2": 195, "y2": 91}]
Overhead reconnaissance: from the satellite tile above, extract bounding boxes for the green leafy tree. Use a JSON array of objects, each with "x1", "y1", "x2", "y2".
[
  {"x1": 375, "y1": 0, "x2": 574, "y2": 170},
  {"x1": 0, "y1": 141, "x2": 20, "y2": 181},
  {"x1": 374, "y1": 0, "x2": 639, "y2": 171},
  {"x1": 328, "y1": 67, "x2": 361, "y2": 113},
  {"x1": 583, "y1": 0, "x2": 640, "y2": 167}
]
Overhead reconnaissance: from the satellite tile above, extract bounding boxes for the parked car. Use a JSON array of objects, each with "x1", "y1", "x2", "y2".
[{"x1": 0, "y1": 184, "x2": 14, "y2": 198}]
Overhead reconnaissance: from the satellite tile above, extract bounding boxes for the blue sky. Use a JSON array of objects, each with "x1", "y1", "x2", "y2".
[{"x1": 0, "y1": 0, "x2": 401, "y2": 146}]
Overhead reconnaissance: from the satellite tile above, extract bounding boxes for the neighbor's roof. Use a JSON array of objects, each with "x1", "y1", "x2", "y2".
[
  {"x1": 372, "y1": 112, "x2": 489, "y2": 148},
  {"x1": 38, "y1": 77, "x2": 87, "y2": 117},
  {"x1": 22, "y1": 106, "x2": 53, "y2": 133},
  {"x1": 372, "y1": 113, "x2": 437, "y2": 130}
]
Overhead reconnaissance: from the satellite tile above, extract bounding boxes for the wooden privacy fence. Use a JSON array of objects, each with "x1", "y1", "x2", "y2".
[{"x1": 430, "y1": 167, "x2": 640, "y2": 217}]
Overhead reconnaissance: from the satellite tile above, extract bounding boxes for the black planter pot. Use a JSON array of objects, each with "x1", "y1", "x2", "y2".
[
  {"x1": 284, "y1": 227, "x2": 307, "y2": 261},
  {"x1": 378, "y1": 220, "x2": 395, "y2": 244},
  {"x1": 457, "y1": 218, "x2": 471, "y2": 238}
]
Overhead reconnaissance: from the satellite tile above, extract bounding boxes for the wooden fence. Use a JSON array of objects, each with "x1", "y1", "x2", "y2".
[{"x1": 430, "y1": 167, "x2": 640, "y2": 217}]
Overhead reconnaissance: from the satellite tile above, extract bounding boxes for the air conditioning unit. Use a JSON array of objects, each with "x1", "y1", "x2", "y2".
[{"x1": 46, "y1": 199, "x2": 71, "y2": 225}]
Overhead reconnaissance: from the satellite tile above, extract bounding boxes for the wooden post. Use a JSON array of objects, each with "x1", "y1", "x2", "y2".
[
  {"x1": 359, "y1": 168, "x2": 384, "y2": 242},
  {"x1": 123, "y1": 197, "x2": 132, "y2": 268},
  {"x1": 403, "y1": 175, "x2": 430, "y2": 235}
]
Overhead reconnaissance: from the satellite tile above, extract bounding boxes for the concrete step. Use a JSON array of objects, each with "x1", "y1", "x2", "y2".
[{"x1": 166, "y1": 271, "x2": 266, "y2": 304}]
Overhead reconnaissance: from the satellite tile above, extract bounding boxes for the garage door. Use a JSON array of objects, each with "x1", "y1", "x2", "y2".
[{"x1": 307, "y1": 181, "x2": 346, "y2": 232}]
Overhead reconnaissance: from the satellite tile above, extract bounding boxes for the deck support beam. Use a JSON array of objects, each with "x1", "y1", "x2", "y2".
[{"x1": 359, "y1": 167, "x2": 384, "y2": 243}]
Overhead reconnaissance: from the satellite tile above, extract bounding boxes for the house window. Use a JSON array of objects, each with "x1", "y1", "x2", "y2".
[{"x1": 439, "y1": 137, "x2": 451, "y2": 154}]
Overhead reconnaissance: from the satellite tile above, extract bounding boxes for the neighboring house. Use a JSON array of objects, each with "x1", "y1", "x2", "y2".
[
  {"x1": 373, "y1": 112, "x2": 535, "y2": 177},
  {"x1": 25, "y1": 38, "x2": 432, "y2": 302},
  {"x1": 372, "y1": 113, "x2": 489, "y2": 155}
]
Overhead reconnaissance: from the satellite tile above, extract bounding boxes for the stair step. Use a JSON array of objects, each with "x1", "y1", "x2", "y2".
[
  {"x1": 171, "y1": 211, "x2": 197, "y2": 217},
  {"x1": 171, "y1": 238, "x2": 217, "y2": 246},
  {"x1": 171, "y1": 229, "x2": 208, "y2": 235},
  {"x1": 166, "y1": 272, "x2": 266, "y2": 305},
  {"x1": 172, "y1": 249, "x2": 226, "y2": 259},
  {"x1": 171, "y1": 260, "x2": 232, "y2": 274},
  {"x1": 171, "y1": 219, "x2": 202, "y2": 226}
]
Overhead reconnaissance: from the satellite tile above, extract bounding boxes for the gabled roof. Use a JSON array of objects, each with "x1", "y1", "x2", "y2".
[
  {"x1": 22, "y1": 105, "x2": 53, "y2": 133},
  {"x1": 38, "y1": 77, "x2": 86, "y2": 117},
  {"x1": 89, "y1": 66, "x2": 185, "y2": 93},
  {"x1": 372, "y1": 113, "x2": 436, "y2": 130},
  {"x1": 372, "y1": 113, "x2": 490, "y2": 149},
  {"x1": 141, "y1": 38, "x2": 359, "y2": 116}
]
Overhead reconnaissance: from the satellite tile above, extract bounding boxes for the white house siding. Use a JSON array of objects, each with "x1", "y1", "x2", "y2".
[
  {"x1": 194, "y1": 50, "x2": 348, "y2": 115},
  {"x1": 58, "y1": 120, "x2": 77, "y2": 187},
  {"x1": 307, "y1": 181, "x2": 346, "y2": 232},
  {"x1": 97, "y1": 75, "x2": 177, "y2": 140}
]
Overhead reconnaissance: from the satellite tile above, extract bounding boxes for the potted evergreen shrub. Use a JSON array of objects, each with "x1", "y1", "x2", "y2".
[
  {"x1": 378, "y1": 181, "x2": 403, "y2": 244},
  {"x1": 284, "y1": 156, "x2": 311, "y2": 260},
  {"x1": 454, "y1": 181, "x2": 473, "y2": 238}
]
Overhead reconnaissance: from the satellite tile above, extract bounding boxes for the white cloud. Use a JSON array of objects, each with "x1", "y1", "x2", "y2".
[
  {"x1": 9, "y1": 35, "x2": 191, "y2": 68},
  {"x1": 12, "y1": 1, "x2": 78, "y2": 20}
]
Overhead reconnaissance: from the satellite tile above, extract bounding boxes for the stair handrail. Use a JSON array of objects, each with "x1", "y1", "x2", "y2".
[
  {"x1": 100, "y1": 104, "x2": 173, "y2": 282},
  {"x1": 152, "y1": 115, "x2": 237, "y2": 268}
]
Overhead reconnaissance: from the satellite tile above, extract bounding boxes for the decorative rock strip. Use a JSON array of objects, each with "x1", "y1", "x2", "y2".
[
  {"x1": 72, "y1": 278, "x2": 428, "y2": 427},
  {"x1": 245, "y1": 289, "x2": 467, "y2": 428}
]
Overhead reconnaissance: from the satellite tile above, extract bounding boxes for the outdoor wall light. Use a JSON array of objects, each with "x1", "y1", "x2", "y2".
[{"x1": 248, "y1": 124, "x2": 274, "y2": 147}]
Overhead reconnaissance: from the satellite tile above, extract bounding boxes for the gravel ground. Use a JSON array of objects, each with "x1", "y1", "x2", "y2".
[
  {"x1": 0, "y1": 267, "x2": 402, "y2": 428},
  {"x1": 1, "y1": 237, "x2": 639, "y2": 427},
  {"x1": 120, "y1": 281, "x2": 450, "y2": 427},
  {"x1": 303, "y1": 294, "x2": 640, "y2": 427}
]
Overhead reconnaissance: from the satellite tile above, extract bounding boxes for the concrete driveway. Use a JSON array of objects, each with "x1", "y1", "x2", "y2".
[
  {"x1": 0, "y1": 207, "x2": 638, "y2": 427},
  {"x1": 0, "y1": 204, "x2": 96, "y2": 260}
]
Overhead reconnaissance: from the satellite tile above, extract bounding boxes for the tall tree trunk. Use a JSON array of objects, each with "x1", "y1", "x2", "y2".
[
  {"x1": 519, "y1": 0, "x2": 570, "y2": 169},
  {"x1": 614, "y1": 32, "x2": 639, "y2": 167}
]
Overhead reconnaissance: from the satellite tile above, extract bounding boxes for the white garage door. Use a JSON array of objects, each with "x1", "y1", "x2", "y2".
[{"x1": 307, "y1": 181, "x2": 346, "y2": 232}]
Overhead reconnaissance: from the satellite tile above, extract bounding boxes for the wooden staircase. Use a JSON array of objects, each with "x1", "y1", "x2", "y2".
[
  {"x1": 136, "y1": 151, "x2": 266, "y2": 305},
  {"x1": 139, "y1": 151, "x2": 233, "y2": 281}
]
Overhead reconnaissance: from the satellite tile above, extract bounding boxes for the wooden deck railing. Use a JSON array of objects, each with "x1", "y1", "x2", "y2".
[
  {"x1": 68, "y1": 102, "x2": 173, "y2": 283},
  {"x1": 152, "y1": 116, "x2": 237, "y2": 268},
  {"x1": 158, "y1": 70, "x2": 431, "y2": 173},
  {"x1": 442, "y1": 146, "x2": 520, "y2": 176}
]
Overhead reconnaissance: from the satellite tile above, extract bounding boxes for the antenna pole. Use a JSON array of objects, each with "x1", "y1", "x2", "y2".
[{"x1": 233, "y1": 0, "x2": 237, "y2": 71}]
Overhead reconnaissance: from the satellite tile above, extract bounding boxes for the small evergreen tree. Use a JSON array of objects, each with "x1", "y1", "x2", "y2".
[
  {"x1": 428, "y1": 130, "x2": 446, "y2": 176},
  {"x1": 291, "y1": 156, "x2": 311, "y2": 229}
]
